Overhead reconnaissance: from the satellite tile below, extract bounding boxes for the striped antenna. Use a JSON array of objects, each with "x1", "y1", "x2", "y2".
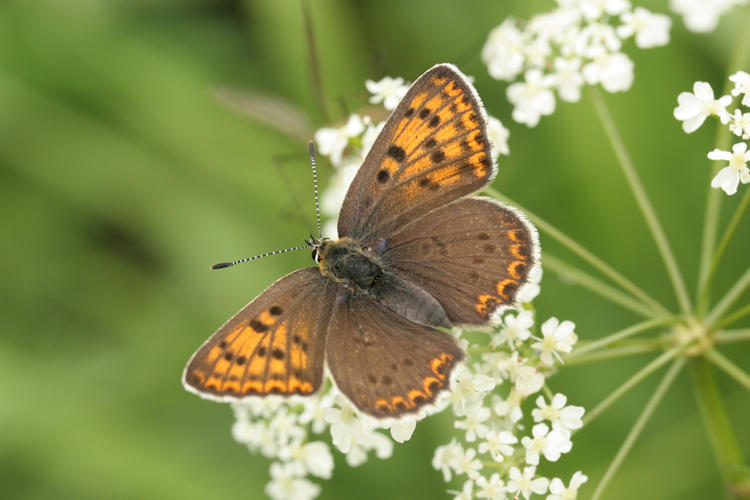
[
  {"x1": 210, "y1": 244, "x2": 312, "y2": 270},
  {"x1": 210, "y1": 142, "x2": 325, "y2": 271},
  {"x1": 308, "y1": 141, "x2": 323, "y2": 239}
]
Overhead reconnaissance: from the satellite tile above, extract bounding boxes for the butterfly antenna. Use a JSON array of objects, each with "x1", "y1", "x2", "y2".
[
  {"x1": 308, "y1": 141, "x2": 323, "y2": 239},
  {"x1": 210, "y1": 244, "x2": 312, "y2": 270}
]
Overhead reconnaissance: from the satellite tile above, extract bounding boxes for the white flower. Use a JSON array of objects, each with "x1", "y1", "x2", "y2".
[
  {"x1": 265, "y1": 462, "x2": 320, "y2": 500},
  {"x1": 493, "y1": 310, "x2": 534, "y2": 348},
  {"x1": 708, "y1": 142, "x2": 750, "y2": 195},
  {"x1": 493, "y1": 389, "x2": 524, "y2": 423},
  {"x1": 547, "y1": 471, "x2": 589, "y2": 500},
  {"x1": 507, "y1": 69, "x2": 556, "y2": 127},
  {"x1": 518, "y1": 266, "x2": 543, "y2": 303},
  {"x1": 617, "y1": 7, "x2": 671, "y2": 48},
  {"x1": 433, "y1": 439, "x2": 463, "y2": 482},
  {"x1": 487, "y1": 115, "x2": 510, "y2": 157},
  {"x1": 514, "y1": 365, "x2": 545, "y2": 397},
  {"x1": 454, "y1": 446, "x2": 483, "y2": 480},
  {"x1": 452, "y1": 480, "x2": 474, "y2": 500},
  {"x1": 325, "y1": 397, "x2": 365, "y2": 453},
  {"x1": 532, "y1": 394, "x2": 585, "y2": 433},
  {"x1": 507, "y1": 466, "x2": 550, "y2": 500},
  {"x1": 455, "y1": 406, "x2": 491, "y2": 442},
  {"x1": 669, "y1": 0, "x2": 733, "y2": 33},
  {"x1": 363, "y1": 428, "x2": 394, "y2": 459},
  {"x1": 278, "y1": 440, "x2": 334, "y2": 479},
  {"x1": 730, "y1": 70, "x2": 750, "y2": 107},
  {"x1": 476, "y1": 473, "x2": 507, "y2": 500},
  {"x1": 483, "y1": 18, "x2": 526, "y2": 81},
  {"x1": 574, "y1": 22, "x2": 622, "y2": 58},
  {"x1": 674, "y1": 81, "x2": 732, "y2": 133},
  {"x1": 532, "y1": 317, "x2": 578, "y2": 365},
  {"x1": 478, "y1": 429, "x2": 518, "y2": 461},
  {"x1": 299, "y1": 391, "x2": 335, "y2": 434},
  {"x1": 582, "y1": 51, "x2": 634, "y2": 93},
  {"x1": 268, "y1": 407, "x2": 306, "y2": 446},
  {"x1": 522, "y1": 423, "x2": 574, "y2": 465},
  {"x1": 552, "y1": 57, "x2": 584, "y2": 103},
  {"x1": 449, "y1": 365, "x2": 496, "y2": 416},
  {"x1": 386, "y1": 417, "x2": 416, "y2": 443},
  {"x1": 314, "y1": 114, "x2": 365, "y2": 165},
  {"x1": 366, "y1": 76, "x2": 408, "y2": 110},
  {"x1": 729, "y1": 109, "x2": 750, "y2": 139}
]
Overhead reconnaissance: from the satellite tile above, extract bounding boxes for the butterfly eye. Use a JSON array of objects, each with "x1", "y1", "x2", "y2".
[{"x1": 312, "y1": 248, "x2": 320, "y2": 264}]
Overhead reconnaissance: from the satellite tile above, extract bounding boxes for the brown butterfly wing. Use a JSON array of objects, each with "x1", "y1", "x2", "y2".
[
  {"x1": 183, "y1": 267, "x2": 337, "y2": 400},
  {"x1": 338, "y1": 64, "x2": 496, "y2": 245},
  {"x1": 382, "y1": 197, "x2": 540, "y2": 327},
  {"x1": 326, "y1": 290, "x2": 464, "y2": 417}
]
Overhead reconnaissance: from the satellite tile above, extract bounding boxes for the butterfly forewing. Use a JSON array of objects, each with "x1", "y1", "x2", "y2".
[
  {"x1": 383, "y1": 197, "x2": 540, "y2": 327},
  {"x1": 183, "y1": 268, "x2": 336, "y2": 400},
  {"x1": 326, "y1": 291, "x2": 464, "y2": 417},
  {"x1": 338, "y1": 64, "x2": 496, "y2": 245}
]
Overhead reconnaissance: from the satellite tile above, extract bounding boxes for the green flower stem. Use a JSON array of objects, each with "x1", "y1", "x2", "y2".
[
  {"x1": 697, "y1": 25, "x2": 750, "y2": 317},
  {"x1": 697, "y1": 188, "x2": 750, "y2": 316},
  {"x1": 705, "y1": 266, "x2": 750, "y2": 327},
  {"x1": 690, "y1": 358, "x2": 747, "y2": 492},
  {"x1": 484, "y1": 187, "x2": 669, "y2": 317},
  {"x1": 582, "y1": 346, "x2": 682, "y2": 427},
  {"x1": 588, "y1": 87, "x2": 692, "y2": 315},
  {"x1": 714, "y1": 303, "x2": 750, "y2": 331},
  {"x1": 705, "y1": 348, "x2": 750, "y2": 392},
  {"x1": 564, "y1": 343, "x2": 663, "y2": 367},
  {"x1": 591, "y1": 358, "x2": 686, "y2": 500},
  {"x1": 716, "y1": 328, "x2": 750, "y2": 344},
  {"x1": 543, "y1": 254, "x2": 661, "y2": 319},
  {"x1": 566, "y1": 317, "x2": 676, "y2": 360}
]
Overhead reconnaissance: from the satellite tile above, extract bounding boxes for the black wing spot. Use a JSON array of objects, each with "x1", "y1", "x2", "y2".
[
  {"x1": 250, "y1": 319, "x2": 268, "y2": 332},
  {"x1": 257, "y1": 346, "x2": 267, "y2": 357},
  {"x1": 368, "y1": 374, "x2": 377, "y2": 384},
  {"x1": 272, "y1": 349, "x2": 285, "y2": 360},
  {"x1": 478, "y1": 232, "x2": 490, "y2": 240},
  {"x1": 376, "y1": 169, "x2": 390, "y2": 183},
  {"x1": 269, "y1": 305, "x2": 283, "y2": 316},
  {"x1": 430, "y1": 150, "x2": 445, "y2": 164},
  {"x1": 405, "y1": 107, "x2": 415, "y2": 117},
  {"x1": 387, "y1": 145, "x2": 406, "y2": 162},
  {"x1": 236, "y1": 356, "x2": 247, "y2": 365},
  {"x1": 224, "y1": 352, "x2": 233, "y2": 361},
  {"x1": 219, "y1": 341, "x2": 227, "y2": 349},
  {"x1": 428, "y1": 116, "x2": 440, "y2": 128},
  {"x1": 381, "y1": 375, "x2": 393, "y2": 385},
  {"x1": 419, "y1": 108, "x2": 430, "y2": 119},
  {"x1": 292, "y1": 334, "x2": 301, "y2": 344},
  {"x1": 425, "y1": 138, "x2": 437, "y2": 149}
]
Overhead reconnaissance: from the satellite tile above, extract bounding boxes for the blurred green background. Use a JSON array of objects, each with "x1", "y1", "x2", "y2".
[{"x1": 1, "y1": 0, "x2": 749, "y2": 498}]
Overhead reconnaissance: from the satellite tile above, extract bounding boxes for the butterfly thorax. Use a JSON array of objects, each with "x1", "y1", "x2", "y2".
[{"x1": 316, "y1": 237, "x2": 383, "y2": 289}]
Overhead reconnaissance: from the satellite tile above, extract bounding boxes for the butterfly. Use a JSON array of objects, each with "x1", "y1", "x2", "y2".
[{"x1": 183, "y1": 63, "x2": 540, "y2": 418}]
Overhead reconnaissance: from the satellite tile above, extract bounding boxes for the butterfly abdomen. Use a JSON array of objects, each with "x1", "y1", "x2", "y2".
[{"x1": 318, "y1": 237, "x2": 384, "y2": 289}]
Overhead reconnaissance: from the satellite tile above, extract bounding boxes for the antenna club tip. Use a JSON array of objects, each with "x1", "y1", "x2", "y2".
[
  {"x1": 211, "y1": 262, "x2": 229, "y2": 270},
  {"x1": 308, "y1": 141, "x2": 315, "y2": 155}
]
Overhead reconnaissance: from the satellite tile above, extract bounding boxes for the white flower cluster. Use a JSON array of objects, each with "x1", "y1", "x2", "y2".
[
  {"x1": 232, "y1": 384, "x2": 428, "y2": 500},
  {"x1": 314, "y1": 76, "x2": 510, "y2": 237},
  {"x1": 432, "y1": 278, "x2": 587, "y2": 500},
  {"x1": 674, "y1": 72, "x2": 750, "y2": 195},
  {"x1": 669, "y1": 0, "x2": 749, "y2": 33},
  {"x1": 481, "y1": 1, "x2": 671, "y2": 127}
]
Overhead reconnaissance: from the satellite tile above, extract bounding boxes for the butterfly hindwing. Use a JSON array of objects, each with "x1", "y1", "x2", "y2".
[
  {"x1": 338, "y1": 64, "x2": 496, "y2": 245},
  {"x1": 326, "y1": 291, "x2": 464, "y2": 417},
  {"x1": 183, "y1": 267, "x2": 337, "y2": 400},
  {"x1": 383, "y1": 197, "x2": 540, "y2": 327}
]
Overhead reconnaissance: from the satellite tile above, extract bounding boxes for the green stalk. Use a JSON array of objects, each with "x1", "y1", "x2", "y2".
[
  {"x1": 697, "y1": 188, "x2": 750, "y2": 316},
  {"x1": 714, "y1": 304, "x2": 750, "y2": 331},
  {"x1": 564, "y1": 343, "x2": 663, "y2": 366},
  {"x1": 583, "y1": 347, "x2": 682, "y2": 427},
  {"x1": 588, "y1": 87, "x2": 692, "y2": 315},
  {"x1": 485, "y1": 187, "x2": 669, "y2": 317},
  {"x1": 590, "y1": 358, "x2": 686, "y2": 500},
  {"x1": 705, "y1": 348, "x2": 750, "y2": 392},
  {"x1": 566, "y1": 317, "x2": 676, "y2": 360},
  {"x1": 716, "y1": 328, "x2": 750, "y2": 344},
  {"x1": 696, "y1": 25, "x2": 750, "y2": 316},
  {"x1": 690, "y1": 358, "x2": 748, "y2": 493},
  {"x1": 543, "y1": 254, "x2": 660, "y2": 318},
  {"x1": 705, "y1": 266, "x2": 750, "y2": 327}
]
